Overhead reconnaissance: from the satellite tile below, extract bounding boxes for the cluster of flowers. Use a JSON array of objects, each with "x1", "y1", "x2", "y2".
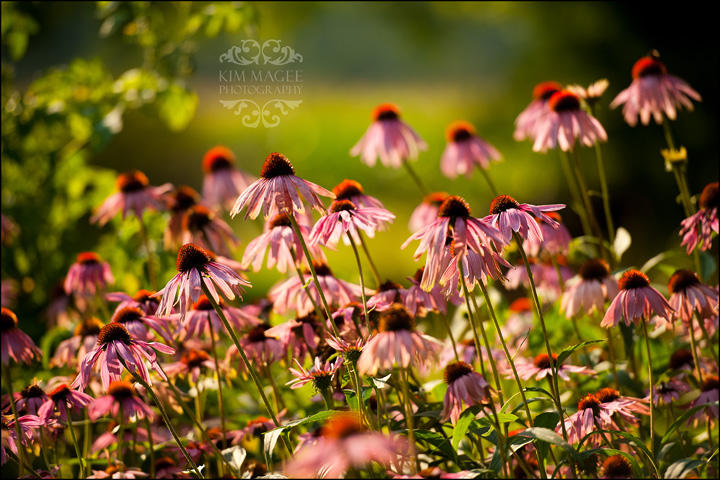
[{"x1": 1, "y1": 52, "x2": 718, "y2": 480}]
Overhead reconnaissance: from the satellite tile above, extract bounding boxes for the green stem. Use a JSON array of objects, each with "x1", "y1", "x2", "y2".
[
  {"x1": 402, "y1": 160, "x2": 428, "y2": 197},
  {"x1": 558, "y1": 150, "x2": 592, "y2": 239},
  {"x1": 3, "y1": 367, "x2": 25, "y2": 476},
  {"x1": 400, "y1": 368, "x2": 418, "y2": 475},
  {"x1": 144, "y1": 416, "x2": 156, "y2": 478},
  {"x1": 206, "y1": 314, "x2": 227, "y2": 476},
  {"x1": 476, "y1": 164, "x2": 499, "y2": 196},
  {"x1": 137, "y1": 214, "x2": 158, "y2": 291},
  {"x1": 606, "y1": 328, "x2": 620, "y2": 391},
  {"x1": 688, "y1": 314, "x2": 705, "y2": 384},
  {"x1": 4, "y1": 450, "x2": 43, "y2": 479},
  {"x1": 83, "y1": 410, "x2": 91, "y2": 469},
  {"x1": 320, "y1": 388, "x2": 334, "y2": 411},
  {"x1": 667, "y1": 406, "x2": 689, "y2": 457},
  {"x1": 264, "y1": 362, "x2": 285, "y2": 412},
  {"x1": 39, "y1": 427, "x2": 52, "y2": 471},
  {"x1": 289, "y1": 247, "x2": 325, "y2": 324},
  {"x1": 66, "y1": 411, "x2": 88, "y2": 479},
  {"x1": 357, "y1": 231, "x2": 382, "y2": 287},
  {"x1": 570, "y1": 148, "x2": 608, "y2": 261},
  {"x1": 347, "y1": 233, "x2": 371, "y2": 336},
  {"x1": 641, "y1": 320, "x2": 656, "y2": 462},
  {"x1": 117, "y1": 409, "x2": 126, "y2": 464},
  {"x1": 440, "y1": 313, "x2": 460, "y2": 362},
  {"x1": 592, "y1": 140, "x2": 616, "y2": 258}
]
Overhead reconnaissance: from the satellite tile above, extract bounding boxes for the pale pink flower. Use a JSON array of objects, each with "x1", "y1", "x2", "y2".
[
  {"x1": 230, "y1": 152, "x2": 334, "y2": 220},
  {"x1": 153, "y1": 457, "x2": 187, "y2": 479},
  {"x1": 686, "y1": 376, "x2": 719, "y2": 422},
  {"x1": 484, "y1": 195, "x2": 565, "y2": 245},
  {"x1": 679, "y1": 182, "x2": 718, "y2": 254},
  {"x1": 88, "y1": 466, "x2": 148, "y2": 479},
  {"x1": 533, "y1": 90, "x2": 607, "y2": 153},
  {"x1": 408, "y1": 192, "x2": 449, "y2": 233},
  {"x1": 286, "y1": 357, "x2": 342, "y2": 390},
  {"x1": 404, "y1": 267, "x2": 449, "y2": 316},
  {"x1": 601, "y1": 270, "x2": 673, "y2": 328},
  {"x1": 89, "y1": 380, "x2": 154, "y2": 421},
  {"x1": 326, "y1": 333, "x2": 369, "y2": 364},
  {"x1": 71, "y1": 322, "x2": 175, "y2": 391},
  {"x1": 50, "y1": 317, "x2": 104, "y2": 369},
  {"x1": 107, "y1": 289, "x2": 160, "y2": 317},
  {"x1": 332, "y1": 179, "x2": 385, "y2": 209},
  {"x1": 439, "y1": 243, "x2": 510, "y2": 299},
  {"x1": 441, "y1": 120, "x2": 501, "y2": 179},
  {"x1": 513, "y1": 353, "x2": 596, "y2": 382},
  {"x1": 561, "y1": 258, "x2": 619, "y2": 319},
  {"x1": 163, "y1": 185, "x2": 203, "y2": 251},
  {"x1": 90, "y1": 170, "x2": 171, "y2": 226},
  {"x1": 225, "y1": 323, "x2": 284, "y2": 369},
  {"x1": 180, "y1": 205, "x2": 240, "y2": 257},
  {"x1": 64, "y1": 252, "x2": 115, "y2": 296},
  {"x1": 1, "y1": 307, "x2": 42, "y2": 365},
  {"x1": 667, "y1": 269, "x2": 718, "y2": 324},
  {"x1": 38, "y1": 384, "x2": 93, "y2": 423},
  {"x1": 440, "y1": 361, "x2": 491, "y2": 425},
  {"x1": 309, "y1": 199, "x2": 395, "y2": 249},
  {"x1": 648, "y1": 380, "x2": 691, "y2": 407},
  {"x1": 558, "y1": 394, "x2": 614, "y2": 446},
  {"x1": 357, "y1": 304, "x2": 442, "y2": 376},
  {"x1": 175, "y1": 294, "x2": 260, "y2": 342},
  {"x1": 2, "y1": 414, "x2": 44, "y2": 463},
  {"x1": 514, "y1": 81, "x2": 562, "y2": 142},
  {"x1": 610, "y1": 54, "x2": 701, "y2": 126},
  {"x1": 109, "y1": 306, "x2": 173, "y2": 344},
  {"x1": 202, "y1": 145, "x2": 256, "y2": 211},
  {"x1": 162, "y1": 349, "x2": 216, "y2": 384},
  {"x1": 350, "y1": 103, "x2": 427, "y2": 169},
  {"x1": 595, "y1": 388, "x2": 650, "y2": 426},
  {"x1": 154, "y1": 243, "x2": 251, "y2": 319},
  {"x1": 265, "y1": 312, "x2": 321, "y2": 364},
  {"x1": 523, "y1": 212, "x2": 572, "y2": 257},
  {"x1": 5, "y1": 383, "x2": 48, "y2": 416},
  {"x1": 367, "y1": 280, "x2": 408, "y2": 312}
]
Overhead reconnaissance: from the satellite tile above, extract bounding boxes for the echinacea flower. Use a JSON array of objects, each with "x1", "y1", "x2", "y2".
[
  {"x1": 558, "y1": 394, "x2": 613, "y2": 446},
  {"x1": 1, "y1": 307, "x2": 42, "y2": 365},
  {"x1": 513, "y1": 353, "x2": 596, "y2": 381},
  {"x1": 601, "y1": 454, "x2": 634, "y2": 479},
  {"x1": 679, "y1": 182, "x2": 718, "y2": 253},
  {"x1": 50, "y1": 317, "x2": 104, "y2": 369},
  {"x1": 514, "y1": 81, "x2": 562, "y2": 142},
  {"x1": 441, "y1": 361, "x2": 491, "y2": 425},
  {"x1": 404, "y1": 267, "x2": 449, "y2": 316},
  {"x1": 610, "y1": 53, "x2": 702, "y2": 126},
  {"x1": 110, "y1": 306, "x2": 172, "y2": 344},
  {"x1": 286, "y1": 357, "x2": 342, "y2": 391},
  {"x1": 309, "y1": 199, "x2": 395, "y2": 249},
  {"x1": 2, "y1": 414, "x2": 44, "y2": 465},
  {"x1": 163, "y1": 185, "x2": 202, "y2": 251},
  {"x1": 180, "y1": 205, "x2": 240, "y2": 257},
  {"x1": 332, "y1": 179, "x2": 385, "y2": 209},
  {"x1": 441, "y1": 120, "x2": 501, "y2": 179},
  {"x1": 64, "y1": 252, "x2": 115, "y2": 296},
  {"x1": 367, "y1": 280, "x2": 407, "y2": 312},
  {"x1": 561, "y1": 258, "x2": 619, "y2": 319},
  {"x1": 163, "y1": 349, "x2": 216, "y2": 384},
  {"x1": 594, "y1": 387, "x2": 650, "y2": 426},
  {"x1": 533, "y1": 89, "x2": 607, "y2": 153},
  {"x1": 201, "y1": 145, "x2": 256, "y2": 211},
  {"x1": 357, "y1": 303, "x2": 442, "y2": 376},
  {"x1": 484, "y1": 195, "x2": 565, "y2": 245},
  {"x1": 523, "y1": 212, "x2": 572, "y2": 257},
  {"x1": 153, "y1": 457, "x2": 186, "y2": 479},
  {"x1": 687, "y1": 376, "x2": 719, "y2": 422},
  {"x1": 154, "y1": 243, "x2": 251, "y2": 319},
  {"x1": 408, "y1": 192, "x2": 449, "y2": 233},
  {"x1": 5, "y1": 383, "x2": 48, "y2": 416},
  {"x1": 350, "y1": 103, "x2": 427, "y2": 169},
  {"x1": 88, "y1": 465, "x2": 149, "y2": 479},
  {"x1": 667, "y1": 269, "x2": 718, "y2": 324},
  {"x1": 439, "y1": 241, "x2": 510, "y2": 299},
  {"x1": 265, "y1": 312, "x2": 321, "y2": 363},
  {"x1": 600, "y1": 270, "x2": 673, "y2": 328},
  {"x1": 71, "y1": 322, "x2": 175, "y2": 391},
  {"x1": 175, "y1": 294, "x2": 260, "y2": 342},
  {"x1": 649, "y1": 380, "x2": 691, "y2": 407},
  {"x1": 38, "y1": 384, "x2": 93, "y2": 422},
  {"x1": 90, "y1": 170, "x2": 171, "y2": 226},
  {"x1": 230, "y1": 152, "x2": 334, "y2": 220},
  {"x1": 326, "y1": 333, "x2": 369, "y2": 364},
  {"x1": 225, "y1": 323, "x2": 284, "y2": 369},
  {"x1": 89, "y1": 380, "x2": 154, "y2": 421}
]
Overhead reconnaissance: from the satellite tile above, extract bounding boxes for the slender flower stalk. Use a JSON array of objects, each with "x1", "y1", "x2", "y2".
[
  {"x1": 65, "y1": 410, "x2": 88, "y2": 478},
  {"x1": 570, "y1": 148, "x2": 608, "y2": 260},
  {"x1": 558, "y1": 150, "x2": 592, "y2": 238},
  {"x1": 137, "y1": 214, "x2": 158, "y2": 291},
  {"x1": 205, "y1": 313, "x2": 226, "y2": 476},
  {"x1": 357, "y1": 231, "x2": 381, "y2": 287},
  {"x1": 2, "y1": 367, "x2": 25, "y2": 476},
  {"x1": 641, "y1": 320, "x2": 656, "y2": 458}
]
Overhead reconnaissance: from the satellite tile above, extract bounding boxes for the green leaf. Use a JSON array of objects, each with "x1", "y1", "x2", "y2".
[
  {"x1": 413, "y1": 429, "x2": 458, "y2": 461},
  {"x1": 343, "y1": 387, "x2": 373, "y2": 410},
  {"x1": 516, "y1": 427, "x2": 580, "y2": 461},
  {"x1": 157, "y1": 83, "x2": 198, "y2": 131},
  {"x1": 533, "y1": 411, "x2": 560, "y2": 430},
  {"x1": 556, "y1": 338, "x2": 607, "y2": 365},
  {"x1": 613, "y1": 227, "x2": 632, "y2": 261},
  {"x1": 661, "y1": 402, "x2": 719, "y2": 444},
  {"x1": 578, "y1": 429, "x2": 659, "y2": 478},
  {"x1": 580, "y1": 448, "x2": 643, "y2": 478},
  {"x1": 699, "y1": 250, "x2": 717, "y2": 281},
  {"x1": 263, "y1": 410, "x2": 336, "y2": 464},
  {"x1": 452, "y1": 409, "x2": 475, "y2": 450},
  {"x1": 663, "y1": 458, "x2": 703, "y2": 479},
  {"x1": 469, "y1": 412, "x2": 519, "y2": 433}
]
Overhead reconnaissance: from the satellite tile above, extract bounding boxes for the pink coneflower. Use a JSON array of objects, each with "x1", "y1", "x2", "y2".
[
  {"x1": 107, "y1": 289, "x2": 161, "y2": 317},
  {"x1": 269, "y1": 261, "x2": 366, "y2": 316},
  {"x1": 687, "y1": 376, "x2": 719, "y2": 422},
  {"x1": 176, "y1": 294, "x2": 259, "y2": 342},
  {"x1": 600, "y1": 454, "x2": 634, "y2": 479},
  {"x1": 514, "y1": 353, "x2": 596, "y2": 381},
  {"x1": 326, "y1": 333, "x2": 369, "y2": 364},
  {"x1": 561, "y1": 258, "x2": 619, "y2": 319},
  {"x1": 110, "y1": 306, "x2": 172, "y2": 344},
  {"x1": 523, "y1": 212, "x2": 572, "y2": 257},
  {"x1": 201, "y1": 145, "x2": 256, "y2": 211},
  {"x1": 533, "y1": 89, "x2": 607, "y2": 153},
  {"x1": 610, "y1": 53, "x2": 702, "y2": 126},
  {"x1": 439, "y1": 241, "x2": 510, "y2": 299},
  {"x1": 225, "y1": 323, "x2": 284, "y2": 369},
  {"x1": 309, "y1": 199, "x2": 395, "y2": 249},
  {"x1": 50, "y1": 317, "x2": 104, "y2": 369},
  {"x1": 265, "y1": 312, "x2": 320, "y2": 364},
  {"x1": 441, "y1": 120, "x2": 501, "y2": 179},
  {"x1": 441, "y1": 361, "x2": 491, "y2": 425},
  {"x1": 649, "y1": 380, "x2": 691, "y2": 407},
  {"x1": 332, "y1": 179, "x2": 385, "y2": 210},
  {"x1": 2, "y1": 414, "x2": 43, "y2": 465},
  {"x1": 559, "y1": 394, "x2": 613, "y2": 446},
  {"x1": 514, "y1": 81, "x2": 562, "y2": 142},
  {"x1": 357, "y1": 304, "x2": 442, "y2": 376},
  {"x1": 64, "y1": 252, "x2": 115, "y2": 296},
  {"x1": 1, "y1": 307, "x2": 42, "y2": 365},
  {"x1": 664, "y1": 348, "x2": 715, "y2": 379},
  {"x1": 154, "y1": 243, "x2": 251, "y2": 319},
  {"x1": 164, "y1": 185, "x2": 202, "y2": 251},
  {"x1": 679, "y1": 182, "x2": 718, "y2": 254},
  {"x1": 367, "y1": 280, "x2": 407, "y2": 312},
  {"x1": 230, "y1": 152, "x2": 334, "y2": 220},
  {"x1": 5, "y1": 383, "x2": 48, "y2": 416},
  {"x1": 408, "y1": 192, "x2": 449, "y2": 233},
  {"x1": 404, "y1": 267, "x2": 449, "y2": 316},
  {"x1": 89, "y1": 380, "x2": 154, "y2": 421},
  {"x1": 595, "y1": 387, "x2": 650, "y2": 426},
  {"x1": 330, "y1": 303, "x2": 367, "y2": 337},
  {"x1": 163, "y1": 349, "x2": 216, "y2": 384},
  {"x1": 600, "y1": 270, "x2": 673, "y2": 328},
  {"x1": 38, "y1": 384, "x2": 93, "y2": 422},
  {"x1": 90, "y1": 170, "x2": 172, "y2": 226},
  {"x1": 153, "y1": 457, "x2": 186, "y2": 479},
  {"x1": 286, "y1": 357, "x2": 341, "y2": 391},
  {"x1": 242, "y1": 212, "x2": 324, "y2": 274},
  {"x1": 285, "y1": 413, "x2": 406, "y2": 478},
  {"x1": 180, "y1": 205, "x2": 240, "y2": 257},
  {"x1": 88, "y1": 465, "x2": 148, "y2": 479},
  {"x1": 667, "y1": 269, "x2": 718, "y2": 325},
  {"x1": 350, "y1": 103, "x2": 427, "y2": 169},
  {"x1": 484, "y1": 195, "x2": 565, "y2": 245},
  {"x1": 72, "y1": 322, "x2": 175, "y2": 391}
]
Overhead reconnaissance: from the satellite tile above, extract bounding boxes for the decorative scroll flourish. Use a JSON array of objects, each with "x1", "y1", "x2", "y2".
[
  {"x1": 219, "y1": 99, "x2": 303, "y2": 128},
  {"x1": 219, "y1": 40, "x2": 303, "y2": 66}
]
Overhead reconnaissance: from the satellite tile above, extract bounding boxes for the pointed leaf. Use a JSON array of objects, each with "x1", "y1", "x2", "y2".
[
  {"x1": 452, "y1": 409, "x2": 475, "y2": 450},
  {"x1": 613, "y1": 227, "x2": 632, "y2": 260}
]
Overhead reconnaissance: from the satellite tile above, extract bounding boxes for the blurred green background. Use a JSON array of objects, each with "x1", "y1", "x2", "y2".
[{"x1": 2, "y1": 2, "x2": 718, "y2": 339}]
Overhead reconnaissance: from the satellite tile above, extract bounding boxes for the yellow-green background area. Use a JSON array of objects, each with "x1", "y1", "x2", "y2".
[{"x1": 3, "y1": 2, "x2": 718, "y2": 336}]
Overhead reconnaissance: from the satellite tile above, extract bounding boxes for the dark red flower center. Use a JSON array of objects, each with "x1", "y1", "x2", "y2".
[
  {"x1": 176, "y1": 243, "x2": 212, "y2": 273},
  {"x1": 311, "y1": 369, "x2": 334, "y2": 391},
  {"x1": 578, "y1": 394, "x2": 601, "y2": 414},
  {"x1": 632, "y1": 56, "x2": 667, "y2": 79},
  {"x1": 579, "y1": 258, "x2": 611, "y2": 281},
  {"x1": 305, "y1": 261, "x2": 333, "y2": 277},
  {"x1": 116, "y1": 170, "x2": 149, "y2": 193},
  {"x1": 549, "y1": 90, "x2": 581, "y2": 113},
  {"x1": 183, "y1": 205, "x2": 214, "y2": 232},
  {"x1": 489, "y1": 195, "x2": 519, "y2": 214},
  {"x1": 104, "y1": 466, "x2": 121, "y2": 475},
  {"x1": 702, "y1": 376, "x2": 719, "y2": 392},
  {"x1": 412, "y1": 267, "x2": 425, "y2": 283},
  {"x1": 269, "y1": 212, "x2": 292, "y2": 228},
  {"x1": 700, "y1": 182, "x2": 719, "y2": 210},
  {"x1": 260, "y1": 152, "x2": 295, "y2": 179},
  {"x1": 112, "y1": 306, "x2": 144, "y2": 325},
  {"x1": 618, "y1": 270, "x2": 650, "y2": 290},
  {"x1": 438, "y1": 195, "x2": 471, "y2": 218},
  {"x1": 21, "y1": 384, "x2": 45, "y2": 399},
  {"x1": 377, "y1": 280, "x2": 403, "y2": 293},
  {"x1": 192, "y1": 295, "x2": 223, "y2": 311},
  {"x1": 247, "y1": 324, "x2": 272, "y2": 343},
  {"x1": 445, "y1": 121, "x2": 476, "y2": 142},
  {"x1": 76, "y1": 252, "x2": 101, "y2": 265},
  {"x1": 1, "y1": 307, "x2": 19, "y2": 331},
  {"x1": 444, "y1": 361, "x2": 474, "y2": 384},
  {"x1": 98, "y1": 323, "x2": 132, "y2": 345},
  {"x1": 657, "y1": 382, "x2": 676, "y2": 394},
  {"x1": 669, "y1": 348, "x2": 694, "y2": 370},
  {"x1": 181, "y1": 349, "x2": 210, "y2": 368},
  {"x1": 133, "y1": 289, "x2": 157, "y2": 303},
  {"x1": 601, "y1": 454, "x2": 633, "y2": 478},
  {"x1": 668, "y1": 269, "x2": 700, "y2": 294},
  {"x1": 424, "y1": 192, "x2": 450, "y2": 207},
  {"x1": 321, "y1": 414, "x2": 365, "y2": 439},
  {"x1": 533, "y1": 81, "x2": 562, "y2": 101},
  {"x1": 333, "y1": 179, "x2": 364, "y2": 200},
  {"x1": 202, "y1": 146, "x2": 236, "y2": 173},
  {"x1": 170, "y1": 186, "x2": 199, "y2": 212},
  {"x1": 533, "y1": 353, "x2": 559, "y2": 369},
  {"x1": 372, "y1": 103, "x2": 400, "y2": 121},
  {"x1": 378, "y1": 303, "x2": 415, "y2": 332},
  {"x1": 74, "y1": 317, "x2": 104, "y2": 337},
  {"x1": 48, "y1": 384, "x2": 71, "y2": 402},
  {"x1": 155, "y1": 457, "x2": 176, "y2": 470},
  {"x1": 108, "y1": 380, "x2": 136, "y2": 399},
  {"x1": 595, "y1": 387, "x2": 620, "y2": 404},
  {"x1": 330, "y1": 199, "x2": 356, "y2": 214}
]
